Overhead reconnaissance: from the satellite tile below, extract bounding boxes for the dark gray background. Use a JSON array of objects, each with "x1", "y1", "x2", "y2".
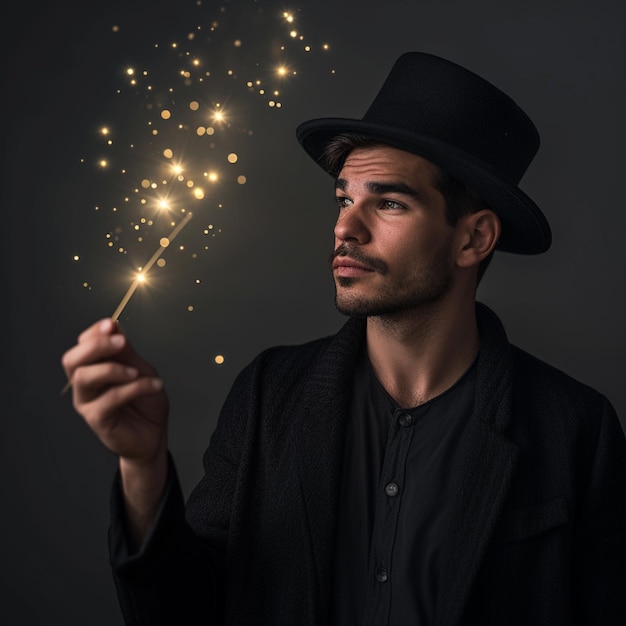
[{"x1": 2, "y1": 1, "x2": 624, "y2": 624}]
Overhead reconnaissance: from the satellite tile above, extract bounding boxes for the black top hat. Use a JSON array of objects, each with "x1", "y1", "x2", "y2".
[{"x1": 296, "y1": 51, "x2": 551, "y2": 254}]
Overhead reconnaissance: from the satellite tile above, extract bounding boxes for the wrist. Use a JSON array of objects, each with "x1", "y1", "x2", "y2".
[{"x1": 119, "y1": 449, "x2": 169, "y2": 543}]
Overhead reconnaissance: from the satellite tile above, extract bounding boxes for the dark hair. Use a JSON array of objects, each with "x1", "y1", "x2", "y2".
[{"x1": 324, "y1": 133, "x2": 494, "y2": 283}]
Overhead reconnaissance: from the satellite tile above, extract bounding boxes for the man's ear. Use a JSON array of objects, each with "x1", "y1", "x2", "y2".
[{"x1": 455, "y1": 209, "x2": 501, "y2": 269}]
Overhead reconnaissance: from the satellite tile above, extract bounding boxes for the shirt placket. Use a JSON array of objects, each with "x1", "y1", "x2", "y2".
[{"x1": 364, "y1": 408, "x2": 417, "y2": 625}]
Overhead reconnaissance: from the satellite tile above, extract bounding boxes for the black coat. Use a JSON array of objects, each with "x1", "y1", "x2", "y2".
[{"x1": 110, "y1": 303, "x2": 626, "y2": 625}]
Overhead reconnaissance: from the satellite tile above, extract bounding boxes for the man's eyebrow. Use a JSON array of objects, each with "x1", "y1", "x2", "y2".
[{"x1": 334, "y1": 178, "x2": 427, "y2": 202}]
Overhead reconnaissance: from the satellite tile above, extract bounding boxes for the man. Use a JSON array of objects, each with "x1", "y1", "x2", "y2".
[{"x1": 62, "y1": 52, "x2": 626, "y2": 625}]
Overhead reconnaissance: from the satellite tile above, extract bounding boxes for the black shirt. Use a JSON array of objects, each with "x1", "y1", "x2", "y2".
[{"x1": 330, "y1": 345, "x2": 477, "y2": 625}]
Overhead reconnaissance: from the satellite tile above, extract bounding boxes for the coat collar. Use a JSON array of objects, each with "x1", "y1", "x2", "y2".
[
  {"x1": 435, "y1": 304, "x2": 519, "y2": 625},
  {"x1": 293, "y1": 303, "x2": 519, "y2": 625}
]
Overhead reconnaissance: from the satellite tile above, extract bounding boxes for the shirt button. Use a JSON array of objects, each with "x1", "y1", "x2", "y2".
[
  {"x1": 399, "y1": 413, "x2": 413, "y2": 427},
  {"x1": 385, "y1": 482, "x2": 399, "y2": 497},
  {"x1": 375, "y1": 567, "x2": 388, "y2": 583}
]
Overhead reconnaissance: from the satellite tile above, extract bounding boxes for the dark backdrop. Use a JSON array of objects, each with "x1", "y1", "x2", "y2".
[{"x1": 2, "y1": 1, "x2": 624, "y2": 624}]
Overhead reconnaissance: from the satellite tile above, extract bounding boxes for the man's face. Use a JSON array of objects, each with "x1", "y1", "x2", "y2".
[{"x1": 330, "y1": 145, "x2": 456, "y2": 318}]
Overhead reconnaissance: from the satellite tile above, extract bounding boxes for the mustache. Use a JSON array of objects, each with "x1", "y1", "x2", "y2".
[{"x1": 329, "y1": 243, "x2": 388, "y2": 274}]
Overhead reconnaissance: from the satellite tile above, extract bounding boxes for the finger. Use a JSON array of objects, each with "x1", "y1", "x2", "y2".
[
  {"x1": 76, "y1": 318, "x2": 121, "y2": 344},
  {"x1": 71, "y1": 361, "x2": 140, "y2": 405},
  {"x1": 80, "y1": 320, "x2": 157, "y2": 377},
  {"x1": 80, "y1": 377, "x2": 166, "y2": 427},
  {"x1": 62, "y1": 332, "x2": 129, "y2": 380}
]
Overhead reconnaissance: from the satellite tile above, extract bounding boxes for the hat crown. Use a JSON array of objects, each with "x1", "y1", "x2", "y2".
[{"x1": 363, "y1": 52, "x2": 539, "y2": 184}]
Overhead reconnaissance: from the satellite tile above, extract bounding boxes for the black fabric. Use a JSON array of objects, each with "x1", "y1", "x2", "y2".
[
  {"x1": 330, "y1": 346, "x2": 477, "y2": 625},
  {"x1": 109, "y1": 303, "x2": 626, "y2": 626}
]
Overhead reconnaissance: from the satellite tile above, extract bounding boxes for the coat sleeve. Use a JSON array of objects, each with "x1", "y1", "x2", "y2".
[
  {"x1": 107, "y1": 355, "x2": 263, "y2": 626},
  {"x1": 108, "y1": 456, "x2": 226, "y2": 626},
  {"x1": 574, "y1": 396, "x2": 626, "y2": 625}
]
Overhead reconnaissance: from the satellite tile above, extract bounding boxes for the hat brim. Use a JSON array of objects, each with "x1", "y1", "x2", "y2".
[{"x1": 296, "y1": 117, "x2": 551, "y2": 255}]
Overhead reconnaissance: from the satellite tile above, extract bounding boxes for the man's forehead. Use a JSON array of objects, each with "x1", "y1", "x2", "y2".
[{"x1": 338, "y1": 145, "x2": 441, "y2": 186}]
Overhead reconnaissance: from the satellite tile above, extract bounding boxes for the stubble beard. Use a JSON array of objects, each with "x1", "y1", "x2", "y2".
[{"x1": 331, "y1": 237, "x2": 454, "y2": 319}]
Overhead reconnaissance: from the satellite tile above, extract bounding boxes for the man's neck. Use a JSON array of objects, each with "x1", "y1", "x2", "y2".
[{"x1": 365, "y1": 298, "x2": 480, "y2": 408}]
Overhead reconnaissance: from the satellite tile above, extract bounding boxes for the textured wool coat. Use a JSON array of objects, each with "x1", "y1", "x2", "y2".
[{"x1": 110, "y1": 303, "x2": 626, "y2": 625}]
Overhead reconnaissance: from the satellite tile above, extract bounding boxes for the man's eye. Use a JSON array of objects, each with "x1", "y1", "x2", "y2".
[
  {"x1": 382, "y1": 200, "x2": 403, "y2": 210},
  {"x1": 336, "y1": 196, "x2": 353, "y2": 209}
]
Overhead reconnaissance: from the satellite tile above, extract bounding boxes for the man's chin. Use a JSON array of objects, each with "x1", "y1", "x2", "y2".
[{"x1": 334, "y1": 292, "x2": 380, "y2": 318}]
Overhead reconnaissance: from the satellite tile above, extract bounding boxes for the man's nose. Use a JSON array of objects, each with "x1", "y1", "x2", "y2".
[{"x1": 334, "y1": 203, "x2": 370, "y2": 244}]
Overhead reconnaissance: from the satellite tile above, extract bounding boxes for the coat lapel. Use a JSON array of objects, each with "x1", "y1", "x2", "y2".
[
  {"x1": 435, "y1": 303, "x2": 520, "y2": 626},
  {"x1": 292, "y1": 317, "x2": 366, "y2": 620}
]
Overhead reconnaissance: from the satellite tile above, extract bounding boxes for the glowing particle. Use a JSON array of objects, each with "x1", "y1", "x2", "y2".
[
  {"x1": 161, "y1": 110, "x2": 171, "y2": 120},
  {"x1": 206, "y1": 127, "x2": 215, "y2": 135},
  {"x1": 304, "y1": 45, "x2": 311, "y2": 52},
  {"x1": 196, "y1": 126, "x2": 206, "y2": 136},
  {"x1": 193, "y1": 188, "x2": 205, "y2": 199},
  {"x1": 157, "y1": 258, "x2": 166, "y2": 267},
  {"x1": 227, "y1": 153, "x2": 238, "y2": 163},
  {"x1": 136, "y1": 273, "x2": 146, "y2": 282},
  {"x1": 290, "y1": 30, "x2": 297, "y2": 38},
  {"x1": 100, "y1": 127, "x2": 110, "y2": 136},
  {"x1": 99, "y1": 160, "x2": 108, "y2": 168},
  {"x1": 208, "y1": 172, "x2": 219, "y2": 182},
  {"x1": 268, "y1": 101, "x2": 276, "y2": 107},
  {"x1": 234, "y1": 39, "x2": 242, "y2": 47},
  {"x1": 323, "y1": 43, "x2": 330, "y2": 50},
  {"x1": 187, "y1": 305, "x2": 194, "y2": 312},
  {"x1": 189, "y1": 101, "x2": 200, "y2": 111},
  {"x1": 237, "y1": 175, "x2": 247, "y2": 185},
  {"x1": 195, "y1": 279, "x2": 201, "y2": 284},
  {"x1": 73, "y1": 255, "x2": 80, "y2": 261},
  {"x1": 163, "y1": 148, "x2": 174, "y2": 159},
  {"x1": 126, "y1": 67, "x2": 135, "y2": 76},
  {"x1": 277, "y1": 66, "x2": 287, "y2": 76},
  {"x1": 214, "y1": 355, "x2": 225, "y2": 365},
  {"x1": 213, "y1": 111, "x2": 224, "y2": 122},
  {"x1": 160, "y1": 237, "x2": 170, "y2": 247}
]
